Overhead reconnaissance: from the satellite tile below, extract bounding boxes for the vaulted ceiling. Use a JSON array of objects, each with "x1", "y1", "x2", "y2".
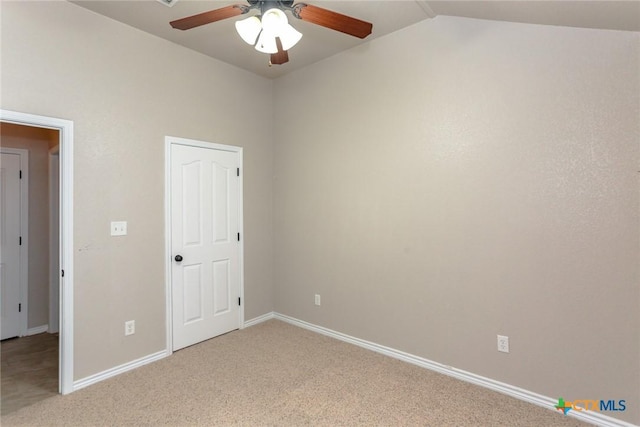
[{"x1": 71, "y1": 0, "x2": 640, "y2": 79}]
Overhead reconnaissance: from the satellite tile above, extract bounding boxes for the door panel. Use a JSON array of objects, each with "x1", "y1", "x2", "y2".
[
  {"x1": 183, "y1": 264, "x2": 203, "y2": 324},
  {"x1": 212, "y1": 162, "x2": 230, "y2": 243},
  {"x1": 0, "y1": 152, "x2": 22, "y2": 340},
  {"x1": 171, "y1": 143, "x2": 240, "y2": 351},
  {"x1": 212, "y1": 259, "x2": 230, "y2": 315},
  {"x1": 182, "y1": 161, "x2": 202, "y2": 247}
]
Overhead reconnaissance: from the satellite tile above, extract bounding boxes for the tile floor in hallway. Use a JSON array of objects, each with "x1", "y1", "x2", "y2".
[{"x1": 1, "y1": 332, "x2": 58, "y2": 415}]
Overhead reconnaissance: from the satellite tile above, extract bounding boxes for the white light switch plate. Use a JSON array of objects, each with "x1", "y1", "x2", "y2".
[{"x1": 111, "y1": 221, "x2": 127, "y2": 236}]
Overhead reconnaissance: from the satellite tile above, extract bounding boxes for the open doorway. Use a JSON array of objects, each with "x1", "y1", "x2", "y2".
[
  {"x1": 0, "y1": 123, "x2": 58, "y2": 413},
  {"x1": 0, "y1": 109, "x2": 74, "y2": 407}
]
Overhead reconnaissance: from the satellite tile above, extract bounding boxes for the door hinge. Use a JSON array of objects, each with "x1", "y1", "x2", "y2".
[
  {"x1": 238, "y1": 297, "x2": 241, "y2": 306},
  {"x1": 19, "y1": 303, "x2": 22, "y2": 312},
  {"x1": 19, "y1": 236, "x2": 22, "y2": 246},
  {"x1": 237, "y1": 232, "x2": 240, "y2": 242},
  {"x1": 61, "y1": 269, "x2": 65, "y2": 277},
  {"x1": 237, "y1": 168, "x2": 240, "y2": 177},
  {"x1": 19, "y1": 170, "x2": 22, "y2": 179}
]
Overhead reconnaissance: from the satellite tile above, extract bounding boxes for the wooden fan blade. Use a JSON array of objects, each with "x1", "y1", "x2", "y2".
[
  {"x1": 170, "y1": 5, "x2": 247, "y2": 30},
  {"x1": 270, "y1": 37, "x2": 289, "y2": 65},
  {"x1": 294, "y1": 4, "x2": 372, "y2": 39}
]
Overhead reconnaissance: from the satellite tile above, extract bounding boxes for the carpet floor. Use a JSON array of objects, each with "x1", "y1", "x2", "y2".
[{"x1": 1, "y1": 320, "x2": 591, "y2": 426}]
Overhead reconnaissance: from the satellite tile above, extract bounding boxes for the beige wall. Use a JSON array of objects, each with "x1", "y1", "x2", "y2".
[
  {"x1": 273, "y1": 17, "x2": 639, "y2": 424},
  {"x1": 1, "y1": 122, "x2": 57, "y2": 329},
  {"x1": 1, "y1": 1, "x2": 274, "y2": 379}
]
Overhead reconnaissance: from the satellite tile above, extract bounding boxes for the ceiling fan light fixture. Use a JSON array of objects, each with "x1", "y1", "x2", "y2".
[
  {"x1": 260, "y1": 8, "x2": 288, "y2": 33},
  {"x1": 171, "y1": 2, "x2": 373, "y2": 67},
  {"x1": 235, "y1": 16, "x2": 262, "y2": 45},
  {"x1": 255, "y1": 30, "x2": 279, "y2": 54},
  {"x1": 278, "y1": 23, "x2": 302, "y2": 51},
  {"x1": 259, "y1": 8, "x2": 302, "y2": 52}
]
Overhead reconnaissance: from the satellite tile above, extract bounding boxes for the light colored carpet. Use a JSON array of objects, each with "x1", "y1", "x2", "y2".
[{"x1": 1, "y1": 320, "x2": 590, "y2": 426}]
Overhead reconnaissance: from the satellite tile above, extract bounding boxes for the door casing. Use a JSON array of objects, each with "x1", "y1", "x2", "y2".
[
  {"x1": 164, "y1": 136, "x2": 245, "y2": 356},
  {"x1": 49, "y1": 146, "x2": 60, "y2": 334},
  {"x1": 0, "y1": 109, "x2": 74, "y2": 395}
]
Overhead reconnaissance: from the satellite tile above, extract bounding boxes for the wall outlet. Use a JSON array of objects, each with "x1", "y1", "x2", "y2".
[
  {"x1": 314, "y1": 294, "x2": 321, "y2": 306},
  {"x1": 497, "y1": 335, "x2": 509, "y2": 353},
  {"x1": 111, "y1": 221, "x2": 127, "y2": 236},
  {"x1": 125, "y1": 320, "x2": 135, "y2": 336}
]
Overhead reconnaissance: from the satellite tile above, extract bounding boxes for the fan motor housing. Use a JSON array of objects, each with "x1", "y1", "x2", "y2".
[{"x1": 247, "y1": 0, "x2": 296, "y2": 14}]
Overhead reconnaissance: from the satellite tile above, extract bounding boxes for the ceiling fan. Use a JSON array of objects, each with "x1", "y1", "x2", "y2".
[{"x1": 170, "y1": 0, "x2": 373, "y2": 66}]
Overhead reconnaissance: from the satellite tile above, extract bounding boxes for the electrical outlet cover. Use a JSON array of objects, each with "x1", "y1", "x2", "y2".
[
  {"x1": 497, "y1": 335, "x2": 509, "y2": 353},
  {"x1": 125, "y1": 320, "x2": 135, "y2": 336}
]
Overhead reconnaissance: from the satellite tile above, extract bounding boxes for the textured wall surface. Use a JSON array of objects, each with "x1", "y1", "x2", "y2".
[
  {"x1": 274, "y1": 16, "x2": 639, "y2": 424},
  {"x1": 1, "y1": 1, "x2": 275, "y2": 380}
]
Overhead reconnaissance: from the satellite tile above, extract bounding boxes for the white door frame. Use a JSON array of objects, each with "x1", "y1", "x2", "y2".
[
  {"x1": 0, "y1": 147, "x2": 29, "y2": 338},
  {"x1": 0, "y1": 109, "x2": 74, "y2": 395},
  {"x1": 164, "y1": 136, "x2": 244, "y2": 356},
  {"x1": 49, "y1": 146, "x2": 60, "y2": 334}
]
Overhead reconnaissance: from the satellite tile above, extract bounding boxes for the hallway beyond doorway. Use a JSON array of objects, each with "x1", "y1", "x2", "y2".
[{"x1": 1, "y1": 333, "x2": 58, "y2": 414}]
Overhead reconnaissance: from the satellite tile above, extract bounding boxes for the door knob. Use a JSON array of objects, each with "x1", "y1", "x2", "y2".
[{"x1": 174, "y1": 255, "x2": 183, "y2": 262}]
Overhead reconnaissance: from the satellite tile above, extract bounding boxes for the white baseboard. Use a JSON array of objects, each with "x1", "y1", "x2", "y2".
[
  {"x1": 73, "y1": 350, "x2": 168, "y2": 392},
  {"x1": 243, "y1": 311, "x2": 275, "y2": 328},
  {"x1": 72, "y1": 312, "x2": 276, "y2": 393},
  {"x1": 274, "y1": 313, "x2": 636, "y2": 427},
  {"x1": 26, "y1": 324, "x2": 49, "y2": 336}
]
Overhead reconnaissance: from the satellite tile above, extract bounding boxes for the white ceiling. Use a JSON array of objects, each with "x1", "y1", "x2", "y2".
[{"x1": 71, "y1": 0, "x2": 640, "y2": 79}]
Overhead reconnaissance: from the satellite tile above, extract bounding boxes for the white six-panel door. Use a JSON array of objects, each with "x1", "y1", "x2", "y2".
[
  {"x1": 170, "y1": 142, "x2": 241, "y2": 351},
  {"x1": 0, "y1": 152, "x2": 23, "y2": 340}
]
